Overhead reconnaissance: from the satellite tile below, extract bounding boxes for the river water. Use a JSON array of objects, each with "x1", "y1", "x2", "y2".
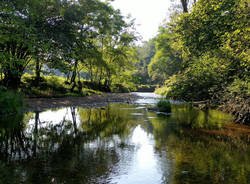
[{"x1": 0, "y1": 93, "x2": 249, "y2": 184}]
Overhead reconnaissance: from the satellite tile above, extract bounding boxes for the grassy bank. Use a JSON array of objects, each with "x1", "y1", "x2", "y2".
[{"x1": 20, "y1": 74, "x2": 103, "y2": 98}]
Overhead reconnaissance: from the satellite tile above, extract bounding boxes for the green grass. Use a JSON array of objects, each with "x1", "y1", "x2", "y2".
[
  {"x1": 2, "y1": 73, "x2": 133, "y2": 98},
  {"x1": 2, "y1": 73, "x2": 133, "y2": 99},
  {"x1": 20, "y1": 74, "x2": 102, "y2": 98}
]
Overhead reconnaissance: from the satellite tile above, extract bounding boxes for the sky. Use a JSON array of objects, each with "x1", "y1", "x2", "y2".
[{"x1": 109, "y1": 0, "x2": 172, "y2": 42}]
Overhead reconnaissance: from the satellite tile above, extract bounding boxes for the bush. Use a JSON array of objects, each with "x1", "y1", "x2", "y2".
[
  {"x1": 0, "y1": 91, "x2": 24, "y2": 115},
  {"x1": 157, "y1": 100, "x2": 171, "y2": 113}
]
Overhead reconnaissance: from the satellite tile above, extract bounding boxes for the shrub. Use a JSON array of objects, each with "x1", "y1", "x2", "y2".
[
  {"x1": 0, "y1": 91, "x2": 24, "y2": 115},
  {"x1": 157, "y1": 100, "x2": 171, "y2": 113}
]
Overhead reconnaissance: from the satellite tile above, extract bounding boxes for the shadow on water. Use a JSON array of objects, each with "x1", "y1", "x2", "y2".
[{"x1": 0, "y1": 95, "x2": 249, "y2": 184}]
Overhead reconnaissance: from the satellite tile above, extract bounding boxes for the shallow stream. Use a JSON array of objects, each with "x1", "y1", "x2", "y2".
[{"x1": 0, "y1": 93, "x2": 249, "y2": 184}]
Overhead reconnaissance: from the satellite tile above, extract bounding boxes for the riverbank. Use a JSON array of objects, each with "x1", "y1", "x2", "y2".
[{"x1": 24, "y1": 93, "x2": 139, "y2": 112}]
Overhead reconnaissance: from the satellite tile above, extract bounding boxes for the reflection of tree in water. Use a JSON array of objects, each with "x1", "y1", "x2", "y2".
[
  {"x1": 78, "y1": 105, "x2": 136, "y2": 141},
  {"x1": 170, "y1": 104, "x2": 233, "y2": 129},
  {"x1": 148, "y1": 113, "x2": 250, "y2": 184},
  {"x1": 0, "y1": 113, "x2": 32, "y2": 161},
  {"x1": 0, "y1": 106, "x2": 137, "y2": 184}
]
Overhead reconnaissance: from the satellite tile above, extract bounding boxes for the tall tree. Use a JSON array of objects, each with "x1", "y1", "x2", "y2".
[
  {"x1": 0, "y1": 0, "x2": 38, "y2": 89},
  {"x1": 0, "y1": 0, "x2": 137, "y2": 90},
  {"x1": 0, "y1": 0, "x2": 62, "y2": 89}
]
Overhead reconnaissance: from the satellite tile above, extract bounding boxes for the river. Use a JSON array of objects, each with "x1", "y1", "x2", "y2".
[{"x1": 0, "y1": 93, "x2": 249, "y2": 184}]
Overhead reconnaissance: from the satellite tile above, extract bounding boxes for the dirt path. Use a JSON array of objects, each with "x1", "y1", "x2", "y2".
[{"x1": 25, "y1": 93, "x2": 140, "y2": 112}]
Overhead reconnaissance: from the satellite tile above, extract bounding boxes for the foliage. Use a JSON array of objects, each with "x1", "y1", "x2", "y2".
[
  {"x1": 0, "y1": 91, "x2": 24, "y2": 115},
  {"x1": 157, "y1": 54, "x2": 231, "y2": 101},
  {"x1": 20, "y1": 72, "x2": 138, "y2": 97},
  {"x1": 148, "y1": 23, "x2": 183, "y2": 84},
  {"x1": 157, "y1": 100, "x2": 172, "y2": 113},
  {"x1": 0, "y1": 0, "x2": 138, "y2": 92},
  {"x1": 136, "y1": 84, "x2": 156, "y2": 92},
  {"x1": 0, "y1": 0, "x2": 57, "y2": 89},
  {"x1": 134, "y1": 39, "x2": 156, "y2": 85},
  {"x1": 150, "y1": 0, "x2": 249, "y2": 124}
]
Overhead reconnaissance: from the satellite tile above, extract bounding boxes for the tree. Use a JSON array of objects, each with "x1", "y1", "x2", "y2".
[
  {"x1": 175, "y1": 0, "x2": 249, "y2": 77},
  {"x1": 0, "y1": 0, "x2": 137, "y2": 91},
  {"x1": 0, "y1": 0, "x2": 39, "y2": 89},
  {"x1": 169, "y1": 0, "x2": 197, "y2": 15},
  {"x1": 155, "y1": 0, "x2": 249, "y2": 124},
  {"x1": 135, "y1": 39, "x2": 156, "y2": 85},
  {"x1": 65, "y1": 3, "x2": 137, "y2": 91},
  {"x1": 148, "y1": 21, "x2": 183, "y2": 84},
  {"x1": 0, "y1": 0, "x2": 65, "y2": 89}
]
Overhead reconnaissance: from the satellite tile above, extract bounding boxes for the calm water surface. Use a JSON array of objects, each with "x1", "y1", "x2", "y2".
[{"x1": 0, "y1": 93, "x2": 249, "y2": 184}]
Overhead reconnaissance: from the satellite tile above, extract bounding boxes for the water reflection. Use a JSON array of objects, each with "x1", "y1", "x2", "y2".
[
  {"x1": 149, "y1": 111, "x2": 250, "y2": 184},
  {"x1": 171, "y1": 104, "x2": 233, "y2": 129},
  {"x1": 0, "y1": 105, "x2": 169, "y2": 184},
  {"x1": 0, "y1": 99, "x2": 249, "y2": 184}
]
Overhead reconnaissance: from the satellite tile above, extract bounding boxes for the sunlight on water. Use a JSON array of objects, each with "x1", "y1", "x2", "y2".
[
  {"x1": 133, "y1": 92, "x2": 163, "y2": 104},
  {"x1": 133, "y1": 92, "x2": 163, "y2": 98},
  {"x1": 111, "y1": 126, "x2": 164, "y2": 184},
  {"x1": 26, "y1": 107, "x2": 82, "y2": 134}
]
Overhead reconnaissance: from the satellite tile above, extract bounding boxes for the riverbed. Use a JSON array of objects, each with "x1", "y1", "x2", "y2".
[{"x1": 0, "y1": 93, "x2": 249, "y2": 184}]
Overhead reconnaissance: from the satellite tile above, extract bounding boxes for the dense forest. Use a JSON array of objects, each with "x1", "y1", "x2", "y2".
[{"x1": 0, "y1": 0, "x2": 249, "y2": 124}]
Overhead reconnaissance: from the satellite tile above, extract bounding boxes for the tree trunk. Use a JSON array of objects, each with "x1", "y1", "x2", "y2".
[
  {"x1": 70, "y1": 61, "x2": 78, "y2": 92},
  {"x1": 180, "y1": 0, "x2": 189, "y2": 13},
  {"x1": 35, "y1": 59, "x2": 41, "y2": 86},
  {"x1": 3, "y1": 70, "x2": 22, "y2": 90}
]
